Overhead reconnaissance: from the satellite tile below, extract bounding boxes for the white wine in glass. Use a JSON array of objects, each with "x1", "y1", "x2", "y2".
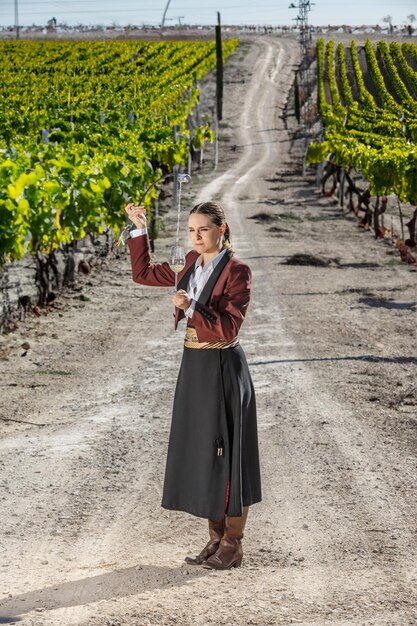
[{"x1": 169, "y1": 243, "x2": 186, "y2": 293}]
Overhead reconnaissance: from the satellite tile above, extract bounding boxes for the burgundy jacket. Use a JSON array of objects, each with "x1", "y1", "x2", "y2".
[{"x1": 127, "y1": 234, "x2": 252, "y2": 342}]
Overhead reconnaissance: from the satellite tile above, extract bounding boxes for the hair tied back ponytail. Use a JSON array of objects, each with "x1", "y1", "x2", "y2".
[{"x1": 223, "y1": 222, "x2": 234, "y2": 253}]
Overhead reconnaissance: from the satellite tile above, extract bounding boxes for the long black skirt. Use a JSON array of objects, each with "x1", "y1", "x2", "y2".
[{"x1": 161, "y1": 344, "x2": 262, "y2": 519}]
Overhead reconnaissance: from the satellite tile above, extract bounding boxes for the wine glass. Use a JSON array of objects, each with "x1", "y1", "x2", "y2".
[{"x1": 169, "y1": 243, "x2": 185, "y2": 295}]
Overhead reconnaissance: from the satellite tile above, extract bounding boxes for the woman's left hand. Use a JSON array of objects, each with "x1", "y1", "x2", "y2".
[{"x1": 172, "y1": 290, "x2": 191, "y2": 310}]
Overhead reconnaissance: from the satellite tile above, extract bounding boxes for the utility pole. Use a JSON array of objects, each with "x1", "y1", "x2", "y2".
[
  {"x1": 289, "y1": 0, "x2": 313, "y2": 121},
  {"x1": 161, "y1": 0, "x2": 172, "y2": 28},
  {"x1": 215, "y1": 11, "x2": 223, "y2": 121},
  {"x1": 298, "y1": 0, "x2": 313, "y2": 56},
  {"x1": 289, "y1": 0, "x2": 314, "y2": 174},
  {"x1": 214, "y1": 12, "x2": 223, "y2": 170},
  {"x1": 15, "y1": 0, "x2": 20, "y2": 39}
]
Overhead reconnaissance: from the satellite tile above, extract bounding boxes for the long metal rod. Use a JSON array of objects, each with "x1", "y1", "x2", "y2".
[
  {"x1": 161, "y1": 0, "x2": 172, "y2": 28},
  {"x1": 176, "y1": 180, "x2": 184, "y2": 243},
  {"x1": 116, "y1": 173, "x2": 190, "y2": 247}
]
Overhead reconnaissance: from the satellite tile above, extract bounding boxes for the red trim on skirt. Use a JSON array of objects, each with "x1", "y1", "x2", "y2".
[{"x1": 224, "y1": 479, "x2": 230, "y2": 514}]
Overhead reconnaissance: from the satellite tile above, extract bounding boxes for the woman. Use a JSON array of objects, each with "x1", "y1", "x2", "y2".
[{"x1": 124, "y1": 200, "x2": 262, "y2": 570}]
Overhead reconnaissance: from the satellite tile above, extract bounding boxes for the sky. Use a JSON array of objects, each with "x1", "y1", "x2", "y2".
[{"x1": 0, "y1": 0, "x2": 416, "y2": 28}]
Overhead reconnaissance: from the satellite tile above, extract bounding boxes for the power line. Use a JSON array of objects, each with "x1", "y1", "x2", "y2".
[
  {"x1": 2, "y1": 0, "x2": 416, "y2": 25},
  {"x1": 12, "y1": 1, "x2": 291, "y2": 7},
  {"x1": 14, "y1": 0, "x2": 417, "y2": 4}
]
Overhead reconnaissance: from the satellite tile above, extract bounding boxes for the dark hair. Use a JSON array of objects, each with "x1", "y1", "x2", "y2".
[{"x1": 189, "y1": 201, "x2": 235, "y2": 253}]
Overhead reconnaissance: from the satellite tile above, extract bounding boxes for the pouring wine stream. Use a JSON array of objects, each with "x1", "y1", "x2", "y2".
[
  {"x1": 169, "y1": 173, "x2": 191, "y2": 293},
  {"x1": 116, "y1": 171, "x2": 191, "y2": 249}
]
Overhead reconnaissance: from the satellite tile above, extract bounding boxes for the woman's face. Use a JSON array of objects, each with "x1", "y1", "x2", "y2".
[{"x1": 188, "y1": 213, "x2": 226, "y2": 255}]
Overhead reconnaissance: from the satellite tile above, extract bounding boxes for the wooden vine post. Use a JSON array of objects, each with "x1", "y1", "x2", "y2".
[
  {"x1": 215, "y1": 11, "x2": 223, "y2": 169},
  {"x1": 215, "y1": 12, "x2": 223, "y2": 121},
  {"x1": 294, "y1": 71, "x2": 300, "y2": 124}
]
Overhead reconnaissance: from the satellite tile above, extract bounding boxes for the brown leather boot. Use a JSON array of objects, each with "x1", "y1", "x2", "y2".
[
  {"x1": 184, "y1": 517, "x2": 225, "y2": 565},
  {"x1": 203, "y1": 506, "x2": 249, "y2": 570}
]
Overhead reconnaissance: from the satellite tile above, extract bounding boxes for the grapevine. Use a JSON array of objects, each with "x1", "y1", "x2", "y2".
[
  {"x1": 325, "y1": 41, "x2": 345, "y2": 118},
  {"x1": 336, "y1": 43, "x2": 355, "y2": 109},
  {"x1": 376, "y1": 41, "x2": 417, "y2": 114},
  {"x1": 350, "y1": 40, "x2": 376, "y2": 111},
  {"x1": 364, "y1": 39, "x2": 400, "y2": 114},
  {"x1": 390, "y1": 42, "x2": 417, "y2": 99}
]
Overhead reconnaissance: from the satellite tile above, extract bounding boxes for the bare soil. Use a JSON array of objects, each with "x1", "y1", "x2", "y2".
[{"x1": 0, "y1": 35, "x2": 416, "y2": 626}]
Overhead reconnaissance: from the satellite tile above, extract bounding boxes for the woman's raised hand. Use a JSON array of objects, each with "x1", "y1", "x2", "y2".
[
  {"x1": 172, "y1": 289, "x2": 191, "y2": 310},
  {"x1": 125, "y1": 203, "x2": 147, "y2": 229}
]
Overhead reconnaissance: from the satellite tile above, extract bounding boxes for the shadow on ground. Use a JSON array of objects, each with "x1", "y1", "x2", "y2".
[
  {"x1": 0, "y1": 564, "x2": 208, "y2": 619},
  {"x1": 249, "y1": 354, "x2": 417, "y2": 366},
  {"x1": 358, "y1": 297, "x2": 416, "y2": 311}
]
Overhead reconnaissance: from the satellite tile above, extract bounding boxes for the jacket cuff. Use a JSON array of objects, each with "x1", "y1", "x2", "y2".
[
  {"x1": 129, "y1": 227, "x2": 147, "y2": 238},
  {"x1": 194, "y1": 301, "x2": 216, "y2": 325},
  {"x1": 184, "y1": 299, "x2": 196, "y2": 319}
]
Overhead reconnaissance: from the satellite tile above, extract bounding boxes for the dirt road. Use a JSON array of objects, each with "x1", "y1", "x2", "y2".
[{"x1": 1, "y1": 36, "x2": 416, "y2": 626}]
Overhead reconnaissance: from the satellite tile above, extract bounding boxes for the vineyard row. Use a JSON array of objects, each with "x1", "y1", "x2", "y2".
[
  {"x1": 0, "y1": 39, "x2": 238, "y2": 266},
  {"x1": 308, "y1": 39, "x2": 417, "y2": 206}
]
